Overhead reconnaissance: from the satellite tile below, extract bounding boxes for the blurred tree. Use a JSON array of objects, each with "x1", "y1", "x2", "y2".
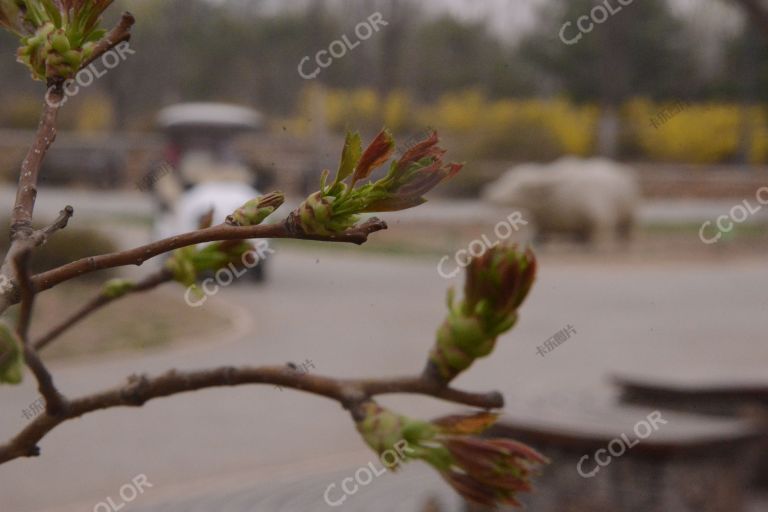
[
  {"x1": 0, "y1": 0, "x2": 758, "y2": 133},
  {"x1": 402, "y1": 15, "x2": 534, "y2": 102},
  {"x1": 731, "y1": 0, "x2": 768, "y2": 34},
  {"x1": 519, "y1": 0, "x2": 697, "y2": 156},
  {"x1": 520, "y1": 0, "x2": 697, "y2": 101}
]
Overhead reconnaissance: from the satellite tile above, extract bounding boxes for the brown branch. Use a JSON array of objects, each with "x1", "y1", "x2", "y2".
[
  {"x1": 13, "y1": 250, "x2": 34, "y2": 342},
  {"x1": 41, "y1": 206, "x2": 74, "y2": 237},
  {"x1": 10, "y1": 88, "x2": 63, "y2": 238},
  {"x1": 80, "y1": 12, "x2": 136, "y2": 69},
  {"x1": 0, "y1": 365, "x2": 503, "y2": 465},
  {"x1": 34, "y1": 269, "x2": 172, "y2": 351},
  {"x1": 12, "y1": 249, "x2": 68, "y2": 417},
  {"x1": 30, "y1": 217, "x2": 388, "y2": 295}
]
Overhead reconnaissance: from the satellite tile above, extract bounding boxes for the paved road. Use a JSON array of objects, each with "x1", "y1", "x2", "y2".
[{"x1": 0, "y1": 248, "x2": 766, "y2": 512}]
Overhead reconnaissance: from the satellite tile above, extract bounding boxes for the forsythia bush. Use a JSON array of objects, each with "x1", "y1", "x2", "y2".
[
  {"x1": 287, "y1": 87, "x2": 768, "y2": 164},
  {"x1": 425, "y1": 90, "x2": 599, "y2": 158},
  {"x1": 749, "y1": 107, "x2": 768, "y2": 164},
  {"x1": 291, "y1": 85, "x2": 415, "y2": 135},
  {"x1": 623, "y1": 98, "x2": 768, "y2": 164}
]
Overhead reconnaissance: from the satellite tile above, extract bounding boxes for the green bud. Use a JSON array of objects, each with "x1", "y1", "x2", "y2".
[
  {"x1": 50, "y1": 31, "x2": 70, "y2": 53},
  {"x1": 165, "y1": 247, "x2": 198, "y2": 287},
  {"x1": 226, "y1": 192, "x2": 285, "y2": 227},
  {"x1": 356, "y1": 402, "x2": 407, "y2": 454},
  {"x1": 0, "y1": 322, "x2": 23, "y2": 385},
  {"x1": 102, "y1": 279, "x2": 136, "y2": 299},
  {"x1": 61, "y1": 49, "x2": 81, "y2": 66},
  {"x1": 426, "y1": 245, "x2": 536, "y2": 383},
  {"x1": 296, "y1": 192, "x2": 336, "y2": 236}
]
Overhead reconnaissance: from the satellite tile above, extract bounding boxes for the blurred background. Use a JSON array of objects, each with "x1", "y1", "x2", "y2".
[{"x1": 0, "y1": 0, "x2": 766, "y2": 511}]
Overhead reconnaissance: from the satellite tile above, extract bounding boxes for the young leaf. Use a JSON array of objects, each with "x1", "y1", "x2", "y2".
[
  {"x1": 351, "y1": 129, "x2": 395, "y2": 185},
  {"x1": 334, "y1": 131, "x2": 362, "y2": 187}
]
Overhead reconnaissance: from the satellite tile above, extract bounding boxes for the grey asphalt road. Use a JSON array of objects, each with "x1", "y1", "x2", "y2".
[{"x1": 0, "y1": 246, "x2": 766, "y2": 512}]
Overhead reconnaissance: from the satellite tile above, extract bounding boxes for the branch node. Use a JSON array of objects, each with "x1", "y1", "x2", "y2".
[{"x1": 122, "y1": 374, "x2": 151, "y2": 406}]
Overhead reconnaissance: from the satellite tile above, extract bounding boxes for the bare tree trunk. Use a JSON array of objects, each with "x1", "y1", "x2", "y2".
[
  {"x1": 595, "y1": 1, "x2": 630, "y2": 159},
  {"x1": 732, "y1": 0, "x2": 768, "y2": 36}
]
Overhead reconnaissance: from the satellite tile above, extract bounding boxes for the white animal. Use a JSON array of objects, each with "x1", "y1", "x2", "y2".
[{"x1": 483, "y1": 157, "x2": 640, "y2": 243}]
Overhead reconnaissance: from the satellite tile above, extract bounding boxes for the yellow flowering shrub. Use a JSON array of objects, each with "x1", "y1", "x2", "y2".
[
  {"x1": 750, "y1": 107, "x2": 768, "y2": 164},
  {"x1": 319, "y1": 87, "x2": 413, "y2": 133},
  {"x1": 421, "y1": 90, "x2": 598, "y2": 158},
  {"x1": 285, "y1": 87, "x2": 767, "y2": 163},
  {"x1": 625, "y1": 98, "x2": 768, "y2": 164}
]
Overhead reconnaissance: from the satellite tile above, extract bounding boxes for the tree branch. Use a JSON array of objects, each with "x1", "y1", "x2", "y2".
[
  {"x1": 41, "y1": 206, "x2": 74, "y2": 237},
  {"x1": 80, "y1": 12, "x2": 136, "y2": 69},
  {"x1": 34, "y1": 269, "x2": 172, "y2": 352},
  {"x1": 0, "y1": 365, "x2": 503, "y2": 465},
  {"x1": 14, "y1": 250, "x2": 34, "y2": 342},
  {"x1": 10, "y1": 88, "x2": 63, "y2": 238},
  {"x1": 13, "y1": 249, "x2": 68, "y2": 417},
  {"x1": 30, "y1": 217, "x2": 388, "y2": 295}
]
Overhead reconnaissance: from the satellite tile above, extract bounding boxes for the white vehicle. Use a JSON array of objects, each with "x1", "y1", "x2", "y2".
[{"x1": 148, "y1": 103, "x2": 271, "y2": 282}]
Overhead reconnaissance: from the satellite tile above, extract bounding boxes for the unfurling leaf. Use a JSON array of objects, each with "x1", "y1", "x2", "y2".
[
  {"x1": 333, "y1": 131, "x2": 363, "y2": 189},
  {"x1": 431, "y1": 412, "x2": 499, "y2": 435},
  {"x1": 294, "y1": 129, "x2": 461, "y2": 236},
  {"x1": 350, "y1": 129, "x2": 394, "y2": 185},
  {"x1": 355, "y1": 401, "x2": 547, "y2": 508}
]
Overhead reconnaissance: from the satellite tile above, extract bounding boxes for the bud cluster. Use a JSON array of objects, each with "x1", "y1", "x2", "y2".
[
  {"x1": 165, "y1": 240, "x2": 254, "y2": 291},
  {"x1": 355, "y1": 401, "x2": 547, "y2": 508},
  {"x1": 166, "y1": 193, "x2": 282, "y2": 293},
  {"x1": 294, "y1": 129, "x2": 462, "y2": 236},
  {"x1": 0, "y1": 0, "x2": 116, "y2": 80},
  {"x1": 428, "y1": 245, "x2": 536, "y2": 383}
]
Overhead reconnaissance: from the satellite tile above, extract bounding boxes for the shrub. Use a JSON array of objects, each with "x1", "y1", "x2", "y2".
[{"x1": 0, "y1": 220, "x2": 117, "y2": 278}]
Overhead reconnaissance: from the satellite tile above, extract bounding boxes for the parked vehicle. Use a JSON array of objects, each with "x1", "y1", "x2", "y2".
[{"x1": 149, "y1": 103, "x2": 271, "y2": 282}]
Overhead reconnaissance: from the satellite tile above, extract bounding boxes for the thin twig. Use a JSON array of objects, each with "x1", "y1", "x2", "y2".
[
  {"x1": 34, "y1": 269, "x2": 172, "y2": 351},
  {"x1": 0, "y1": 365, "x2": 503, "y2": 465},
  {"x1": 41, "y1": 206, "x2": 74, "y2": 237},
  {"x1": 80, "y1": 12, "x2": 136, "y2": 69},
  {"x1": 14, "y1": 250, "x2": 34, "y2": 342},
  {"x1": 30, "y1": 217, "x2": 388, "y2": 295},
  {"x1": 12, "y1": 250, "x2": 68, "y2": 416}
]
